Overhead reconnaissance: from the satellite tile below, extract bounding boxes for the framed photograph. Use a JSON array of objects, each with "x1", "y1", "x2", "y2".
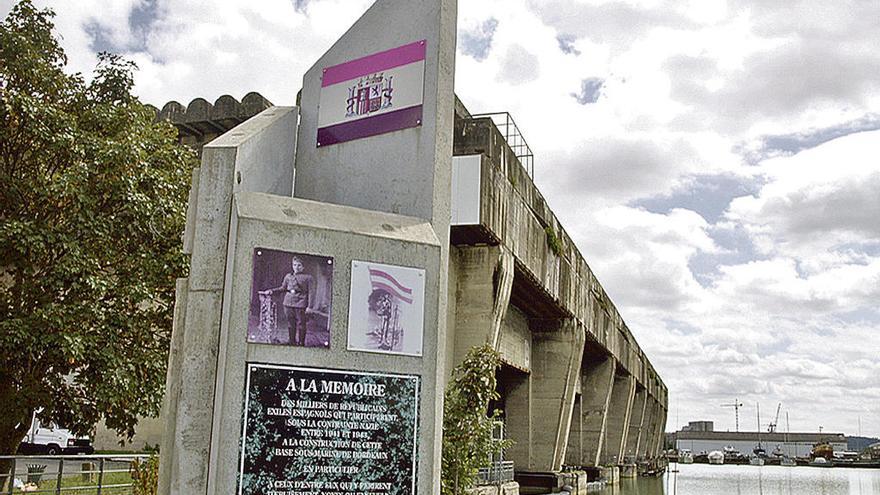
[
  {"x1": 248, "y1": 248, "x2": 333, "y2": 348},
  {"x1": 347, "y1": 261, "x2": 425, "y2": 356}
]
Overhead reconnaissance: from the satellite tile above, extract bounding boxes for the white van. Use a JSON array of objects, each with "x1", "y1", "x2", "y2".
[{"x1": 18, "y1": 412, "x2": 94, "y2": 455}]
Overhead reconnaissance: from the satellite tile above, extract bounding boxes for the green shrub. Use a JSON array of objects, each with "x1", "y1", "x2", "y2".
[
  {"x1": 545, "y1": 226, "x2": 564, "y2": 256},
  {"x1": 441, "y1": 344, "x2": 512, "y2": 495},
  {"x1": 130, "y1": 455, "x2": 159, "y2": 495}
]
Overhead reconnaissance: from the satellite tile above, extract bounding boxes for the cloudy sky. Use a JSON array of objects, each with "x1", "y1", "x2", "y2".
[{"x1": 3, "y1": 0, "x2": 878, "y2": 437}]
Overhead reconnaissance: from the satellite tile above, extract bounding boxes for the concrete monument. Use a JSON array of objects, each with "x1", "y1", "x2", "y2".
[{"x1": 159, "y1": 0, "x2": 457, "y2": 494}]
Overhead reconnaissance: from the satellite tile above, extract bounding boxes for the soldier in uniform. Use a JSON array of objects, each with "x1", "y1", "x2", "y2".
[{"x1": 260, "y1": 256, "x2": 314, "y2": 345}]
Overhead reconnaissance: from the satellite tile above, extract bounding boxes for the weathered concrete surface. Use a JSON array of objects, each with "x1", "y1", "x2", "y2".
[
  {"x1": 505, "y1": 370, "x2": 532, "y2": 469},
  {"x1": 450, "y1": 112, "x2": 669, "y2": 474},
  {"x1": 529, "y1": 320, "x2": 585, "y2": 471},
  {"x1": 653, "y1": 406, "x2": 668, "y2": 456},
  {"x1": 157, "y1": 93, "x2": 273, "y2": 156},
  {"x1": 625, "y1": 386, "x2": 648, "y2": 460},
  {"x1": 599, "y1": 466, "x2": 619, "y2": 485},
  {"x1": 451, "y1": 120, "x2": 666, "y2": 401},
  {"x1": 640, "y1": 400, "x2": 657, "y2": 458},
  {"x1": 159, "y1": 107, "x2": 299, "y2": 495},
  {"x1": 294, "y1": 0, "x2": 457, "y2": 226},
  {"x1": 466, "y1": 482, "x2": 520, "y2": 495},
  {"x1": 204, "y1": 193, "x2": 444, "y2": 493},
  {"x1": 603, "y1": 373, "x2": 636, "y2": 465},
  {"x1": 575, "y1": 355, "x2": 615, "y2": 466},
  {"x1": 620, "y1": 463, "x2": 637, "y2": 478},
  {"x1": 561, "y1": 471, "x2": 589, "y2": 493},
  {"x1": 451, "y1": 245, "x2": 513, "y2": 364}
]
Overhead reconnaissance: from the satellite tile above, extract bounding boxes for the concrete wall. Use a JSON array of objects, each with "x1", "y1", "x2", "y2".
[
  {"x1": 450, "y1": 124, "x2": 667, "y2": 401},
  {"x1": 498, "y1": 306, "x2": 531, "y2": 372},
  {"x1": 93, "y1": 417, "x2": 163, "y2": 452},
  {"x1": 448, "y1": 115, "x2": 669, "y2": 475},
  {"x1": 159, "y1": 106, "x2": 299, "y2": 495}
]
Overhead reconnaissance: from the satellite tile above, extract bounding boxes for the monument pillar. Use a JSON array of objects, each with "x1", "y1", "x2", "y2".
[{"x1": 159, "y1": 1, "x2": 458, "y2": 494}]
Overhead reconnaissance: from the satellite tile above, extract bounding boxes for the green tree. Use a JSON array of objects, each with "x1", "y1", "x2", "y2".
[
  {"x1": 442, "y1": 344, "x2": 512, "y2": 495},
  {"x1": 0, "y1": 0, "x2": 193, "y2": 465}
]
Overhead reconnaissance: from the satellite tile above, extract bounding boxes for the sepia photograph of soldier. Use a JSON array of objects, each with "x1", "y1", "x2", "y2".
[{"x1": 249, "y1": 248, "x2": 333, "y2": 347}]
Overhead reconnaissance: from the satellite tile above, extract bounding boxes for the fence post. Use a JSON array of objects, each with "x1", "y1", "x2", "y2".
[
  {"x1": 6, "y1": 458, "x2": 15, "y2": 495},
  {"x1": 96, "y1": 458, "x2": 104, "y2": 495},
  {"x1": 55, "y1": 459, "x2": 63, "y2": 495}
]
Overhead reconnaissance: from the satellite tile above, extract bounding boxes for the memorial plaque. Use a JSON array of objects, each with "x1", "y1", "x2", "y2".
[{"x1": 239, "y1": 363, "x2": 420, "y2": 495}]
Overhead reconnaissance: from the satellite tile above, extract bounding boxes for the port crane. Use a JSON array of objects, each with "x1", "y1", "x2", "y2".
[
  {"x1": 721, "y1": 399, "x2": 744, "y2": 432},
  {"x1": 767, "y1": 402, "x2": 781, "y2": 433}
]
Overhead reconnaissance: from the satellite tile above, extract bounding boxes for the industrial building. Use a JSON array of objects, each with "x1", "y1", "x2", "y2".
[{"x1": 675, "y1": 430, "x2": 847, "y2": 458}]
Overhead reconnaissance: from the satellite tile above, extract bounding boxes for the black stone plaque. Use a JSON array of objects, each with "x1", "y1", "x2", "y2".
[{"x1": 239, "y1": 363, "x2": 420, "y2": 495}]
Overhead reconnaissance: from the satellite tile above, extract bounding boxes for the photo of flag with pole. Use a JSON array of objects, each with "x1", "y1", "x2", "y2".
[
  {"x1": 369, "y1": 267, "x2": 413, "y2": 304},
  {"x1": 348, "y1": 261, "x2": 425, "y2": 356}
]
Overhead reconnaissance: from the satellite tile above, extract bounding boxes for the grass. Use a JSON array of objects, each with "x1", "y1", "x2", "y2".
[{"x1": 14, "y1": 466, "x2": 136, "y2": 494}]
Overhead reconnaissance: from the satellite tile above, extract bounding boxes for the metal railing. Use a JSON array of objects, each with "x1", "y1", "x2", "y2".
[
  {"x1": 470, "y1": 112, "x2": 535, "y2": 179},
  {"x1": 476, "y1": 460, "x2": 515, "y2": 485},
  {"x1": 0, "y1": 454, "x2": 150, "y2": 494}
]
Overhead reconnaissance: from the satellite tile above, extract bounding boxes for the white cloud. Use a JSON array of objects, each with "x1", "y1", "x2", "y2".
[{"x1": 727, "y1": 130, "x2": 880, "y2": 260}]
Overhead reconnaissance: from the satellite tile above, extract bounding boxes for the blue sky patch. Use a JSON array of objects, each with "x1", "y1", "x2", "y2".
[
  {"x1": 572, "y1": 77, "x2": 604, "y2": 104},
  {"x1": 556, "y1": 33, "x2": 581, "y2": 55},
  {"x1": 460, "y1": 18, "x2": 499, "y2": 61}
]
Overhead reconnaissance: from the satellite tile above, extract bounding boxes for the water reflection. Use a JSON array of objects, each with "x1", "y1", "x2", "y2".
[{"x1": 597, "y1": 464, "x2": 880, "y2": 495}]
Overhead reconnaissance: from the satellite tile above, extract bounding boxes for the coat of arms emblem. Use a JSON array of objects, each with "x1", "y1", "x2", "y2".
[{"x1": 346, "y1": 72, "x2": 393, "y2": 117}]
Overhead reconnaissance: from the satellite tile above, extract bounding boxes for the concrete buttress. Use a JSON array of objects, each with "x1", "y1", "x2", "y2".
[
  {"x1": 571, "y1": 354, "x2": 615, "y2": 466},
  {"x1": 451, "y1": 245, "x2": 514, "y2": 364},
  {"x1": 529, "y1": 319, "x2": 586, "y2": 471},
  {"x1": 603, "y1": 373, "x2": 636, "y2": 465},
  {"x1": 640, "y1": 399, "x2": 657, "y2": 458},
  {"x1": 626, "y1": 387, "x2": 648, "y2": 460}
]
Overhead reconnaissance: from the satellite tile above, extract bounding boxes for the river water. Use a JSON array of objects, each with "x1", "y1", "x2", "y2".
[{"x1": 597, "y1": 463, "x2": 880, "y2": 495}]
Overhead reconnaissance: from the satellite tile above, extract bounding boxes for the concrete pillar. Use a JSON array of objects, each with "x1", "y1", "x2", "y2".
[
  {"x1": 530, "y1": 320, "x2": 586, "y2": 471},
  {"x1": 157, "y1": 278, "x2": 188, "y2": 495},
  {"x1": 564, "y1": 392, "x2": 582, "y2": 467},
  {"x1": 159, "y1": 107, "x2": 299, "y2": 495},
  {"x1": 504, "y1": 372, "x2": 532, "y2": 470},
  {"x1": 451, "y1": 245, "x2": 514, "y2": 367},
  {"x1": 640, "y1": 399, "x2": 657, "y2": 458},
  {"x1": 652, "y1": 406, "x2": 668, "y2": 456},
  {"x1": 577, "y1": 354, "x2": 615, "y2": 466},
  {"x1": 602, "y1": 373, "x2": 636, "y2": 465},
  {"x1": 625, "y1": 387, "x2": 648, "y2": 461}
]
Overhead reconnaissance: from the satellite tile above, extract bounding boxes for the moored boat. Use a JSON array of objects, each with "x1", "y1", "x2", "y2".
[
  {"x1": 708, "y1": 450, "x2": 725, "y2": 465},
  {"x1": 679, "y1": 449, "x2": 694, "y2": 464}
]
